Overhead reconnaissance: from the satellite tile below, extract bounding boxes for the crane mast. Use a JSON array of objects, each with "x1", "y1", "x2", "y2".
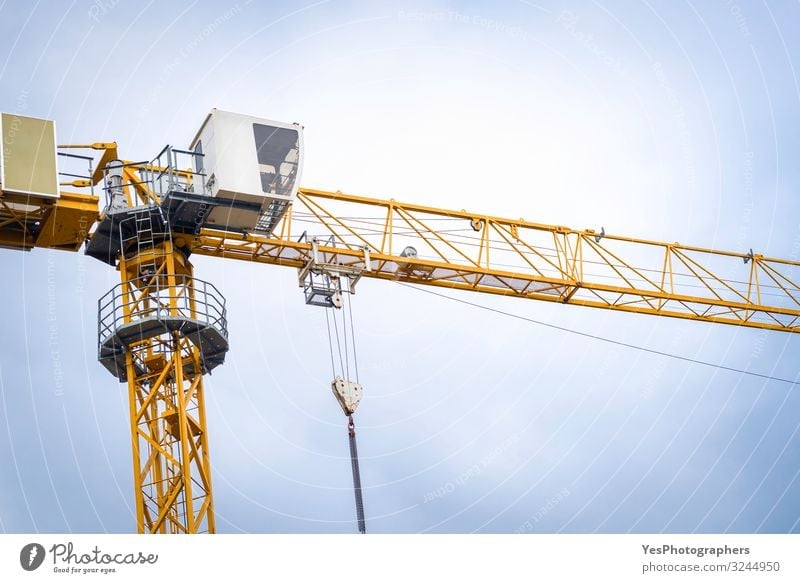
[
  {"x1": 94, "y1": 158, "x2": 227, "y2": 533},
  {"x1": 99, "y1": 211, "x2": 221, "y2": 534},
  {"x1": 2, "y1": 110, "x2": 800, "y2": 534}
]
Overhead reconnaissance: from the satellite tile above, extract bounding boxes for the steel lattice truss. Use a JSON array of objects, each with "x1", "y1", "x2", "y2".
[{"x1": 188, "y1": 188, "x2": 800, "y2": 333}]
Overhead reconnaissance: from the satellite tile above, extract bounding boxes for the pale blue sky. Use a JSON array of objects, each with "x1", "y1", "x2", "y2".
[{"x1": 1, "y1": 0, "x2": 799, "y2": 533}]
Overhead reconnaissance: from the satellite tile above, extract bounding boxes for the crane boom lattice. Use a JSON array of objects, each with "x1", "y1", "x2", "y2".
[{"x1": 190, "y1": 188, "x2": 800, "y2": 334}]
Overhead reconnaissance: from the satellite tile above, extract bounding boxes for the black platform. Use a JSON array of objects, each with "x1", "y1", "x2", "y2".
[
  {"x1": 98, "y1": 315, "x2": 228, "y2": 382},
  {"x1": 159, "y1": 190, "x2": 261, "y2": 235},
  {"x1": 85, "y1": 192, "x2": 267, "y2": 266},
  {"x1": 85, "y1": 205, "x2": 170, "y2": 266}
]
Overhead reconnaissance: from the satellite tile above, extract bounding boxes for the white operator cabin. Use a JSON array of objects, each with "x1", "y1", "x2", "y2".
[{"x1": 190, "y1": 109, "x2": 304, "y2": 234}]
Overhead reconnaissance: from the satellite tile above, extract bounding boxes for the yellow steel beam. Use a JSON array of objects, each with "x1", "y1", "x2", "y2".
[
  {"x1": 36, "y1": 191, "x2": 99, "y2": 251},
  {"x1": 0, "y1": 190, "x2": 99, "y2": 251},
  {"x1": 186, "y1": 187, "x2": 800, "y2": 333}
]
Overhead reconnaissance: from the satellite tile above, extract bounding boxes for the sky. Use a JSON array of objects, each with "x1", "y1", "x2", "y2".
[{"x1": 0, "y1": 0, "x2": 799, "y2": 534}]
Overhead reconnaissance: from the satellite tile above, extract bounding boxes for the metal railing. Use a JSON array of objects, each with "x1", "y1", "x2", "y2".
[
  {"x1": 96, "y1": 145, "x2": 207, "y2": 208},
  {"x1": 146, "y1": 145, "x2": 208, "y2": 200},
  {"x1": 98, "y1": 276, "x2": 227, "y2": 350},
  {"x1": 57, "y1": 151, "x2": 95, "y2": 195}
]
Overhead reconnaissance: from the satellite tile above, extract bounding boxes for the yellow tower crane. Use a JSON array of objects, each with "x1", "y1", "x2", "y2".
[{"x1": 1, "y1": 110, "x2": 799, "y2": 534}]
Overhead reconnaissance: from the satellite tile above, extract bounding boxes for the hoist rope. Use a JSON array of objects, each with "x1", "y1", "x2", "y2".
[
  {"x1": 329, "y1": 303, "x2": 346, "y2": 379},
  {"x1": 398, "y1": 282, "x2": 800, "y2": 387},
  {"x1": 340, "y1": 294, "x2": 351, "y2": 383},
  {"x1": 323, "y1": 307, "x2": 337, "y2": 378},
  {"x1": 347, "y1": 293, "x2": 360, "y2": 384},
  {"x1": 321, "y1": 282, "x2": 367, "y2": 533}
]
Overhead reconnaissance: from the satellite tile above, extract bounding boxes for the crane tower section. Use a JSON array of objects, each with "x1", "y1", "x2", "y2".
[{"x1": 83, "y1": 110, "x2": 303, "y2": 533}]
